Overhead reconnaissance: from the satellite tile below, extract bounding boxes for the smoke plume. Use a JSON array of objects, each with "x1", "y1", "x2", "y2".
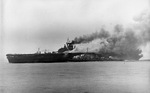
[
  {"x1": 134, "y1": 9, "x2": 150, "y2": 44},
  {"x1": 71, "y1": 10, "x2": 150, "y2": 60}
]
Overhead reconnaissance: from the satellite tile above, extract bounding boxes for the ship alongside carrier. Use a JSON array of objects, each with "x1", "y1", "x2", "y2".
[{"x1": 6, "y1": 40, "x2": 128, "y2": 63}]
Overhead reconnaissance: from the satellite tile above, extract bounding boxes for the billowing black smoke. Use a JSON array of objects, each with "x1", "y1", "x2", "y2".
[
  {"x1": 72, "y1": 25, "x2": 143, "y2": 60},
  {"x1": 70, "y1": 10, "x2": 150, "y2": 60},
  {"x1": 58, "y1": 10, "x2": 150, "y2": 60},
  {"x1": 73, "y1": 28, "x2": 110, "y2": 44}
]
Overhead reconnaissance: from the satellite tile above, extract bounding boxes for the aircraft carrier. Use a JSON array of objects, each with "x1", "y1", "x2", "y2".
[{"x1": 6, "y1": 40, "x2": 129, "y2": 63}]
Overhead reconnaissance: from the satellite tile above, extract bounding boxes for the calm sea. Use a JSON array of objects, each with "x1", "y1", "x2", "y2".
[{"x1": 0, "y1": 61, "x2": 150, "y2": 93}]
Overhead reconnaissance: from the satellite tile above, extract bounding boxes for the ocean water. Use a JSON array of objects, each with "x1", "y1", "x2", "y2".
[{"x1": 0, "y1": 61, "x2": 150, "y2": 93}]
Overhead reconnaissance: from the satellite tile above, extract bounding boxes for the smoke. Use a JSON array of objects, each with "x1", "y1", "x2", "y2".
[
  {"x1": 70, "y1": 9, "x2": 150, "y2": 60},
  {"x1": 133, "y1": 9, "x2": 150, "y2": 44},
  {"x1": 71, "y1": 25, "x2": 143, "y2": 60},
  {"x1": 133, "y1": 9, "x2": 150, "y2": 59},
  {"x1": 73, "y1": 28, "x2": 110, "y2": 44},
  {"x1": 72, "y1": 38, "x2": 109, "y2": 53}
]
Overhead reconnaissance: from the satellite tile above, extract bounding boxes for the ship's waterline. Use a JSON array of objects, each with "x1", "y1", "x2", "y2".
[{"x1": 0, "y1": 61, "x2": 150, "y2": 93}]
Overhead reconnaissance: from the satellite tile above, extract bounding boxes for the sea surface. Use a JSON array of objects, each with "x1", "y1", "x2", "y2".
[{"x1": 0, "y1": 61, "x2": 150, "y2": 93}]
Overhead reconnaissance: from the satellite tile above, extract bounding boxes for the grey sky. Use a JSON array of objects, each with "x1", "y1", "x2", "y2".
[{"x1": 1, "y1": 0, "x2": 149, "y2": 60}]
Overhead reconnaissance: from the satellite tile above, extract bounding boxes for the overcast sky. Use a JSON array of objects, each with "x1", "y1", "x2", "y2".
[{"x1": 1, "y1": 0, "x2": 150, "y2": 60}]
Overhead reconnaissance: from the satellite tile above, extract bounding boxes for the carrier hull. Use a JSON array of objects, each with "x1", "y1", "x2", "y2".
[
  {"x1": 6, "y1": 52, "x2": 124, "y2": 63},
  {"x1": 6, "y1": 53, "x2": 67, "y2": 63}
]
